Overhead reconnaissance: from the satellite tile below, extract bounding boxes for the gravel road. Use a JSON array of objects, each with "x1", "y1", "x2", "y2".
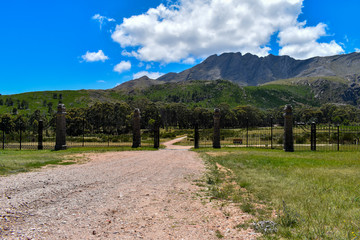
[{"x1": 0, "y1": 137, "x2": 257, "y2": 239}]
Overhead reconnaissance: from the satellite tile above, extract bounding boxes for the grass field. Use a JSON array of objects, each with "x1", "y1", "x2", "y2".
[
  {"x1": 198, "y1": 148, "x2": 360, "y2": 239},
  {"x1": 0, "y1": 146, "x2": 156, "y2": 176}
]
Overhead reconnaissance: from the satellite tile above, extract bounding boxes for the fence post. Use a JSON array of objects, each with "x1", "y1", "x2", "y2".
[
  {"x1": 328, "y1": 122, "x2": 331, "y2": 145},
  {"x1": 270, "y1": 117, "x2": 273, "y2": 149},
  {"x1": 213, "y1": 108, "x2": 221, "y2": 148},
  {"x1": 246, "y1": 118, "x2": 249, "y2": 147},
  {"x1": 132, "y1": 108, "x2": 141, "y2": 148},
  {"x1": 55, "y1": 104, "x2": 67, "y2": 151},
  {"x1": 38, "y1": 120, "x2": 43, "y2": 150},
  {"x1": 1, "y1": 117, "x2": 8, "y2": 150},
  {"x1": 194, "y1": 123, "x2": 199, "y2": 149},
  {"x1": 337, "y1": 125, "x2": 340, "y2": 151},
  {"x1": 311, "y1": 122, "x2": 316, "y2": 151},
  {"x1": 82, "y1": 117, "x2": 85, "y2": 147},
  {"x1": 283, "y1": 104, "x2": 294, "y2": 152},
  {"x1": 19, "y1": 122, "x2": 22, "y2": 150}
]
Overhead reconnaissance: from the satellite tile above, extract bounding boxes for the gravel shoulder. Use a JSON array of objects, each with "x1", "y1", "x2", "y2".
[{"x1": 0, "y1": 138, "x2": 258, "y2": 239}]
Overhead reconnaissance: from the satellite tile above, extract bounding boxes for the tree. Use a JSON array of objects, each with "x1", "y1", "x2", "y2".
[
  {"x1": 20, "y1": 100, "x2": 29, "y2": 109},
  {"x1": 0, "y1": 115, "x2": 14, "y2": 134},
  {"x1": 113, "y1": 102, "x2": 131, "y2": 134},
  {"x1": 233, "y1": 105, "x2": 263, "y2": 127},
  {"x1": 217, "y1": 103, "x2": 237, "y2": 128},
  {"x1": 29, "y1": 110, "x2": 41, "y2": 133},
  {"x1": 14, "y1": 115, "x2": 26, "y2": 132},
  {"x1": 47, "y1": 102, "x2": 54, "y2": 115}
]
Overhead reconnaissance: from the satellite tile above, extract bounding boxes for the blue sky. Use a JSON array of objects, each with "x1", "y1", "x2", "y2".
[{"x1": 1, "y1": 0, "x2": 359, "y2": 95}]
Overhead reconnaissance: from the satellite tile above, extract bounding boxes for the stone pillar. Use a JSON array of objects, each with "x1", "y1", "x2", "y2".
[
  {"x1": 153, "y1": 124, "x2": 160, "y2": 149},
  {"x1": 311, "y1": 122, "x2": 316, "y2": 151},
  {"x1": 132, "y1": 108, "x2": 141, "y2": 148},
  {"x1": 38, "y1": 120, "x2": 43, "y2": 150},
  {"x1": 194, "y1": 123, "x2": 199, "y2": 149},
  {"x1": 55, "y1": 104, "x2": 67, "y2": 150},
  {"x1": 283, "y1": 104, "x2": 294, "y2": 152},
  {"x1": 213, "y1": 108, "x2": 221, "y2": 149}
]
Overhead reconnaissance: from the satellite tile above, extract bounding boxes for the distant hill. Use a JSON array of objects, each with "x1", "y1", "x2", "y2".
[
  {"x1": 3, "y1": 52, "x2": 360, "y2": 115},
  {"x1": 113, "y1": 76, "x2": 165, "y2": 93},
  {"x1": 157, "y1": 52, "x2": 360, "y2": 86},
  {"x1": 113, "y1": 52, "x2": 360, "y2": 107}
]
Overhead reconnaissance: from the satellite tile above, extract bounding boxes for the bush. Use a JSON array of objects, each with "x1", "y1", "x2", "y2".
[
  {"x1": 295, "y1": 135, "x2": 307, "y2": 144},
  {"x1": 160, "y1": 132, "x2": 176, "y2": 138}
]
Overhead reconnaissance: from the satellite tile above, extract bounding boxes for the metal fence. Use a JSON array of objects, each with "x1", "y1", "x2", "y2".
[
  {"x1": 186, "y1": 123, "x2": 360, "y2": 151},
  {"x1": 293, "y1": 123, "x2": 360, "y2": 151},
  {"x1": 3, "y1": 104, "x2": 360, "y2": 152},
  {"x1": 0, "y1": 118, "x2": 154, "y2": 150},
  {"x1": 0, "y1": 130, "x2": 155, "y2": 150}
]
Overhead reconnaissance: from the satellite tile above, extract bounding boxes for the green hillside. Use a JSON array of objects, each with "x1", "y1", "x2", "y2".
[
  {"x1": 0, "y1": 89, "x2": 130, "y2": 115},
  {"x1": 136, "y1": 80, "x2": 318, "y2": 108},
  {"x1": 0, "y1": 79, "x2": 336, "y2": 115}
]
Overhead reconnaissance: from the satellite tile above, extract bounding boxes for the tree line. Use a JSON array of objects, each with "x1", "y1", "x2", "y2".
[{"x1": 1, "y1": 100, "x2": 360, "y2": 137}]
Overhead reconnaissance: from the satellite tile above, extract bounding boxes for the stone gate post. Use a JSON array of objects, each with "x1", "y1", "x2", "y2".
[
  {"x1": 153, "y1": 123, "x2": 160, "y2": 149},
  {"x1": 311, "y1": 122, "x2": 316, "y2": 151},
  {"x1": 132, "y1": 108, "x2": 141, "y2": 148},
  {"x1": 194, "y1": 123, "x2": 199, "y2": 149},
  {"x1": 213, "y1": 108, "x2": 221, "y2": 149},
  {"x1": 283, "y1": 104, "x2": 294, "y2": 152},
  {"x1": 55, "y1": 104, "x2": 67, "y2": 150}
]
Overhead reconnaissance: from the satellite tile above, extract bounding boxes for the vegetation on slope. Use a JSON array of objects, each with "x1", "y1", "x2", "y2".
[{"x1": 136, "y1": 80, "x2": 318, "y2": 108}]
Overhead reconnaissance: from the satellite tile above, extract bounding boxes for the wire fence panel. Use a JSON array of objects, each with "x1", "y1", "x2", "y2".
[
  {"x1": 292, "y1": 123, "x2": 360, "y2": 151},
  {"x1": 2, "y1": 112, "x2": 360, "y2": 152}
]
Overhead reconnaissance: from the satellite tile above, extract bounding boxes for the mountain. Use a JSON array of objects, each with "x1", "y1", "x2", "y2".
[
  {"x1": 112, "y1": 53, "x2": 360, "y2": 106},
  {"x1": 113, "y1": 76, "x2": 164, "y2": 93},
  {"x1": 157, "y1": 52, "x2": 360, "y2": 86}
]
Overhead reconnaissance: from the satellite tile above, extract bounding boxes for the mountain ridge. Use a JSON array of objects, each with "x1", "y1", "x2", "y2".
[{"x1": 156, "y1": 52, "x2": 360, "y2": 86}]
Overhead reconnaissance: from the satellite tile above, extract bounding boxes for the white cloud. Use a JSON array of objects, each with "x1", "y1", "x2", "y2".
[
  {"x1": 92, "y1": 14, "x2": 115, "y2": 30},
  {"x1": 356, "y1": 48, "x2": 360, "y2": 53},
  {"x1": 121, "y1": 50, "x2": 133, "y2": 57},
  {"x1": 146, "y1": 64, "x2": 152, "y2": 70},
  {"x1": 182, "y1": 57, "x2": 195, "y2": 64},
  {"x1": 112, "y1": 0, "x2": 303, "y2": 63},
  {"x1": 97, "y1": 80, "x2": 106, "y2": 83},
  {"x1": 111, "y1": 0, "x2": 344, "y2": 62},
  {"x1": 278, "y1": 23, "x2": 344, "y2": 59},
  {"x1": 279, "y1": 41, "x2": 344, "y2": 59},
  {"x1": 81, "y1": 50, "x2": 109, "y2": 62},
  {"x1": 133, "y1": 71, "x2": 164, "y2": 79},
  {"x1": 114, "y1": 61, "x2": 131, "y2": 73}
]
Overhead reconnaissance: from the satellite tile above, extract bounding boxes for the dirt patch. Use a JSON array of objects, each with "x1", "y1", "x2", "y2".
[{"x1": 0, "y1": 138, "x2": 258, "y2": 239}]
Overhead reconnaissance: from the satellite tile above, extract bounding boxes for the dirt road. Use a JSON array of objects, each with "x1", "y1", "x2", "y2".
[{"x1": 0, "y1": 138, "x2": 257, "y2": 239}]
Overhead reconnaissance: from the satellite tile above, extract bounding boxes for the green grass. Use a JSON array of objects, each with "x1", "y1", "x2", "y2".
[
  {"x1": 0, "y1": 146, "x2": 156, "y2": 176},
  {"x1": 198, "y1": 148, "x2": 360, "y2": 239}
]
